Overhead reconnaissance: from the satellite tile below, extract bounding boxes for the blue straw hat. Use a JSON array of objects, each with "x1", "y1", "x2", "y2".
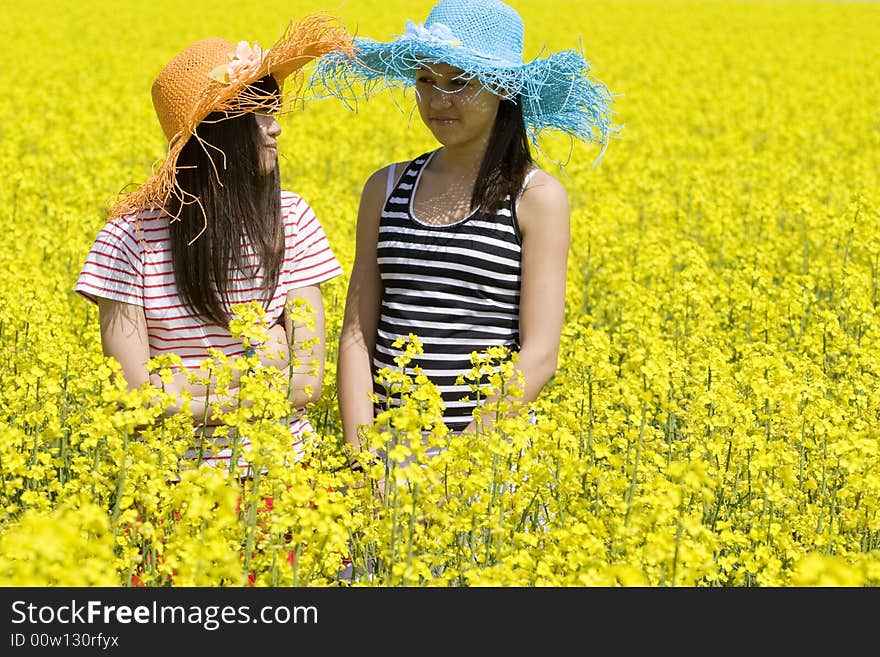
[{"x1": 312, "y1": 0, "x2": 618, "y2": 154}]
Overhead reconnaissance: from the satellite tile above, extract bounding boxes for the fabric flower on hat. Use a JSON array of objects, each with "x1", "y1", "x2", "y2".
[
  {"x1": 402, "y1": 20, "x2": 461, "y2": 47},
  {"x1": 209, "y1": 41, "x2": 266, "y2": 85}
]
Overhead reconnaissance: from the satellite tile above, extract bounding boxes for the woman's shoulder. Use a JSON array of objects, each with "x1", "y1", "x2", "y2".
[
  {"x1": 100, "y1": 207, "x2": 168, "y2": 241},
  {"x1": 524, "y1": 167, "x2": 567, "y2": 194},
  {"x1": 516, "y1": 167, "x2": 569, "y2": 230},
  {"x1": 362, "y1": 155, "x2": 423, "y2": 197},
  {"x1": 280, "y1": 189, "x2": 312, "y2": 217},
  {"x1": 372, "y1": 151, "x2": 431, "y2": 183},
  {"x1": 519, "y1": 167, "x2": 568, "y2": 206},
  {"x1": 280, "y1": 189, "x2": 325, "y2": 231},
  {"x1": 280, "y1": 189, "x2": 304, "y2": 207},
  {"x1": 358, "y1": 162, "x2": 398, "y2": 201},
  {"x1": 107, "y1": 206, "x2": 166, "y2": 226},
  {"x1": 83, "y1": 208, "x2": 168, "y2": 261},
  {"x1": 367, "y1": 158, "x2": 412, "y2": 181}
]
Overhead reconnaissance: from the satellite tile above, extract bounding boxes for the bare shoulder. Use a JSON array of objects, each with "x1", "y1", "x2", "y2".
[
  {"x1": 357, "y1": 160, "x2": 412, "y2": 239},
  {"x1": 517, "y1": 168, "x2": 570, "y2": 232},
  {"x1": 361, "y1": 160, "x2": 411, "y2": 202},
  {"x1": 522, "y1": 168, "x2": 568, "y2": 203},
  {"x1": 361, "y1": 165, "x2": 388, "y2": 196}
]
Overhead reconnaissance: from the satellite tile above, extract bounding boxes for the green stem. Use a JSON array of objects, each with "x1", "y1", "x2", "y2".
[
  {"x1": 109, "y1": 429, "x2": 130, "y2": 531},
  {"x1": 624, "y1": 405, "x2": 647, "y2": 528}
]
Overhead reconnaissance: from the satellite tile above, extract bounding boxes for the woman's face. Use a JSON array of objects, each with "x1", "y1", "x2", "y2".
[
  {"x1": 254, "y1": 112, "x2": 281, "y2": 175},
  {"x1": 414, "y1": 62, "x2": 500, "y2": 150}
]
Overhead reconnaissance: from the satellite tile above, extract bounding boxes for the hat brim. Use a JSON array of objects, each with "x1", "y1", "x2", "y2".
[
  {"x1": 312, "y1": 35, "x2": 616, "y2": 148},
  {"x1": 109, "y1": 13, "x2": 353, "y2": 220}
]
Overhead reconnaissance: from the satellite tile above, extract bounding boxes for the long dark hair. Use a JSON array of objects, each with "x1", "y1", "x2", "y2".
[
  {"x1": 471, "y1": 96, "x2": 533, "y2": 215},
  {"x1": 167, "y1": 76, "x2": 283, "y2": 326}
]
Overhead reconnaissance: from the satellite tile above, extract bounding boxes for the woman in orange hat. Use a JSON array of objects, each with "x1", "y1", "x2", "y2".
[{"x1": 76, "y1": 16, "x2": 353, "y2": 474}]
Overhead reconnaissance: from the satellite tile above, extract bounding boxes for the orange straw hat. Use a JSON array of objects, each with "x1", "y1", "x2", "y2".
[{"x1": 110, "y1": 13, "x2": 353, "y2": 220}]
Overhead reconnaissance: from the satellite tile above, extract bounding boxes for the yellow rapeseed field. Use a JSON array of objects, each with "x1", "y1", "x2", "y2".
[{"x1": 0, "y1": 0, "x2": 878, "y2": 586}]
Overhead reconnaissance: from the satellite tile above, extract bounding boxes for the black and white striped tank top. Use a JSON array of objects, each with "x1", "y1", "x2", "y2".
[{"x1": 373, "y1": 150, "x2": 530, "y2": 433}]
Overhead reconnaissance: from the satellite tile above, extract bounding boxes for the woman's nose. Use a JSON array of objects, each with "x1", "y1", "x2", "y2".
[
  {"x1": 257, "y1": 113, "x2": 282, "y2": 137},
  {"x1": 428, "y1": 85, "x2": 453, "y2": 108}
]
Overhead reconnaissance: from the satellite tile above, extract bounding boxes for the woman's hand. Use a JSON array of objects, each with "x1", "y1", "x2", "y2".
[
  {"x1": 148, "y1": 367, "x2": 242, "y2": 425},
  {"x1": 256, "y1": 321, "x2": 291, "y2": 371}
]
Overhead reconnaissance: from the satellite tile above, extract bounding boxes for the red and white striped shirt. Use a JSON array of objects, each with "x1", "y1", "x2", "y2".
[{"x1": 76, "y1": 191, "x2": 342, "y2": 470}]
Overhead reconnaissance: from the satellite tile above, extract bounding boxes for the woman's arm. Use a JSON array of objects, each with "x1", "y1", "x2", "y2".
[
  {"x1": 515, "y1": 169, "x2": 570, "y2": 400},
  {"x1": 97, "y1": 296, "x2": 152, "y2": 389},
  {"x1": 282, "y1": 283, "x2": 327, "y2": 409},
  {"x1": 465, "y1": 169, "x2": 570, "y2": 430},
  {"x1": 336, "y1": 165, "x2": 391, "y2": 454},
  {"x1": 96, "y1": 297, "x2": 236, "y2": 422}
]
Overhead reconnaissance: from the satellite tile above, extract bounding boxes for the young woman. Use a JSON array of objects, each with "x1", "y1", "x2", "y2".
[
  {"x1": 315, "y1": 0, "x2": 617, "y2": 459},
  {"x1": 76, "y1": 17, "x2": 353, "y2": 472}
]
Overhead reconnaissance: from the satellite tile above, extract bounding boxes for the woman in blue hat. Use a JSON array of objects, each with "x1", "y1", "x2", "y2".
[{"x1": 319, "y1": 0, "x2": 617, "y2": 463}]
